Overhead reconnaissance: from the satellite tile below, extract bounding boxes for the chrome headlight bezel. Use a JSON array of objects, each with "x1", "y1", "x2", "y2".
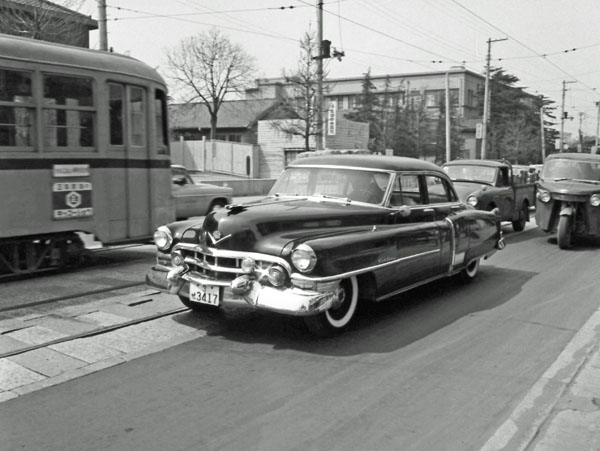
[
  {"x1": 267, "y1": 264, "x2": 288, "y2": 287},
  {"x1": 466, "y1": 196, "x2": 478, "y2": 207},
  {"x1": 590, "y1": 194, "x2": 600, "y2": 207},
  {"x1": 153, "y1": 226, "x2": 173, "y2": 251},
  {"x1": 291, "y1": 243, "x2": 317, "y2": 273},
  {"x1": 537, "y1": 189, "x2": 551, "y2": 203}
]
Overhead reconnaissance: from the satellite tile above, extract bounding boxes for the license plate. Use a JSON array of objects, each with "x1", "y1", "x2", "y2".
[{"x1": 189, "y1": 283, "x2": 220, "y2": 306}]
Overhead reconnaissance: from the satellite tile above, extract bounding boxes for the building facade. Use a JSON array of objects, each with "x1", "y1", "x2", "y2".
[{"x1": 247, "y1": 67, "x2": 486, "y2": 158}]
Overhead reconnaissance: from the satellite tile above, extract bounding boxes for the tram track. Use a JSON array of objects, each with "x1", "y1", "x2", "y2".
[{"x1": 0, "y1": 304, "x2": 189, "y2": 360}]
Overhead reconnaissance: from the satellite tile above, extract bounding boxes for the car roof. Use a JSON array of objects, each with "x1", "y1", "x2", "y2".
[
  {"x1": 289, "y1": 155, "x2": 443, "y2": 173},
  {"x1": 545, "y1": 153, "x2": 600, "y2": 162},
  {"x1": 442, "y1": 159, "x2": 507, "y2": 168}
]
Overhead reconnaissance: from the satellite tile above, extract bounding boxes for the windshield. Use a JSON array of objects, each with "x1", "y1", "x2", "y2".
[
  {"x1": 269, "y1": 167, "x2": 391, "y2": 204},
  {"x1": 444, "y1": 165, "x2": 497, "y2": 184},
  {"x1": 541, "y1": 159, "x2": 600, "y2": 181}
]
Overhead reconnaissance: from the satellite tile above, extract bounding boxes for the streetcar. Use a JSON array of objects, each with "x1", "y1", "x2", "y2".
[{"x1": 0, "y1": 34, "x2": 173, "y2": 277}]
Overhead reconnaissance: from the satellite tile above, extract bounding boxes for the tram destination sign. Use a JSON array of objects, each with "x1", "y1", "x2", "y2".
[{"x1": 52, "y1": 182, "x2": 93, "y2": 219}]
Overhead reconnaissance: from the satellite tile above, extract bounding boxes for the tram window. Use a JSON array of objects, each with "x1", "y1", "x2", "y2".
[
  {"x1": 43, "y1": 74, "x2": 95, "y2": 149},
  {"x1": 0, "y1": 69, "x2": 34, "y2": 148},
  {"x1": 155, "y1": 89, "x2": 168, "y2": 154},
  {"x1": 109, "y1": 83, "x2": 124, "y2": 146},
  {"x1": 129, "y1": 86, "x2": 146, "y2": 147}
]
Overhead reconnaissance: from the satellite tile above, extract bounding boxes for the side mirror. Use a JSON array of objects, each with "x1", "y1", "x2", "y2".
[
  {"x1": 391, "y1": 205, "x2": 411, "y2": 218},
  {"x1": 172, "y1": 176, "x2": 187, "y2": 186}
]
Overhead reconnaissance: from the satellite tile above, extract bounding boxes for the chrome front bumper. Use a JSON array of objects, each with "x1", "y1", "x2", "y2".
[{"x1": 146, "y1": 265, "x2": 337, "y2": 317}]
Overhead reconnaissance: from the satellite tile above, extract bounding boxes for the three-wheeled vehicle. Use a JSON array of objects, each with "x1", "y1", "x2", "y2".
[{"x1": 536, "y1": 153, "x2": 600, "y2": 249}]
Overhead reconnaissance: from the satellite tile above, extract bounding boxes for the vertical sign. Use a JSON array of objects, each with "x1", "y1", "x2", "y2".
[
  {"x1": 475, "y1": 123, "x2": 483, "y2": 139},
  {"x1": 327, "y1": 102, "x2": 336, "y2": 136}
]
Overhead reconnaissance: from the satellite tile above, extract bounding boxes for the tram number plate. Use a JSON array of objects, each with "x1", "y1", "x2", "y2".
[{"x1": 189, "y1": 284, "x2": 220, "y2": 306}]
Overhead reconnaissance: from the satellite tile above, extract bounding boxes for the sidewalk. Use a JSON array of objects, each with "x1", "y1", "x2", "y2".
[{"x1": 482, "y1": 304, "x2": 600, "y2": 450}]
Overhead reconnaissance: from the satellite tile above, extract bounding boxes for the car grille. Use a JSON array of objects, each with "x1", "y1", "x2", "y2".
[{"x1": 174, "y1": 244, "x2": 290, "y2": 283}]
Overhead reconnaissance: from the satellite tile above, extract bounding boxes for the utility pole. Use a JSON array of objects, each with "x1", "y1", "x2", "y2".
[
  {"x1": 98, "y1": 0, "x2": 108, "y2": 51},
  {"x1": 445, "y1": 69, "x2": 451, "y2": 163},
  {"x1": 481, "y1": 37, "x2": 507, "y2": 160},
  {"x1": 539, "y1": 100, "x2": 546, "y2": 162},
  {"x1": 578, "y1": 112, "x2": 586, "y2": 152},
  {"x1": 595, "y1": 101, "x2": 600, "y2": 154},
  {"x1": 560, "y1": 80, "x2": 575, "y2": 152},
  {"x1": 315, "y1": 0, "x2": 324, "y2": 150}
]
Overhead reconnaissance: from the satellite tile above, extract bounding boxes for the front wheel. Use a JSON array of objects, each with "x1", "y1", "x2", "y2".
[
  {"x1": 557, "y1": 215, "x2": 573, "y2": 249},
  {"x1": 304, "y1": 276, "x2": 359, "y2": 337}
]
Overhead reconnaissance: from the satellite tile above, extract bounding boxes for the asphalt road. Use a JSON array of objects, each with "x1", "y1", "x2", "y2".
[{"x1": 1, "y1": 224, "x2": 599, "y2": 451}]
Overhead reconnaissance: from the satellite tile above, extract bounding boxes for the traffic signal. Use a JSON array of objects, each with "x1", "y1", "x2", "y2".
[{"x1": 321, "y1": 40, "x2": 331, "y2": 58}]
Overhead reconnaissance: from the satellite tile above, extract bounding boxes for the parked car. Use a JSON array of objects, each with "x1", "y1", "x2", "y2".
[
  {"x1": 148, "y1": 155, "x2": 505, "y2": 336},
  {"x1": 171, "y1": 165, "x2": 233, "y2": 220},
  {"x1": 442, "y1": 159, "x2": 536, "y2": 231},
  {"x1": 535, "y1": 153, "x2": 600, "y2": 249}
]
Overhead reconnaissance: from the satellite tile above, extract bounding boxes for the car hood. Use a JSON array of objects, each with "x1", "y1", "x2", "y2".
[
  {"x1": 174, "y1": 197, "x2": 390, "y2": 255},
  {"x1": 538, "y1": 179, "x2": 600, "y2": 196},
  {"x1": 451, "y1": 181, "x2": 491, "y2": 201}
]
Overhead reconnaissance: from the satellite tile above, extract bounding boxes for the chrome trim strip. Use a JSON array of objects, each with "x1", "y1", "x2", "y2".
[
  {"x1": 445, "y1": 217, "x2": 456, "y2": 271},
  {"x1": 173, "y1": 243, "x2": 293, "y2": 273},
  {"x1": 375, "y1": 271, "x2": 458, "y2": 302},
  {"x1": 291, "y1": 249, "x2": 440, "y2": 283},
  {"x1": 183, "y1": 256, "x2": 242, "y2": 274}
]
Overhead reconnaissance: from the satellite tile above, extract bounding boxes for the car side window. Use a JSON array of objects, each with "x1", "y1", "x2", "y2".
[
  {"x1": 390, "y1": 174, "x2": 422, "y2": 206},
  {"x1": 424, "y1": 175, "x2": 455, "y2": 204}
]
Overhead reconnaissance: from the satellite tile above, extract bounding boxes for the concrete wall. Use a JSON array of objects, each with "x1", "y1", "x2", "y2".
[{"x1": 170, "y1": 139, "x2": 259, "y2": 177}]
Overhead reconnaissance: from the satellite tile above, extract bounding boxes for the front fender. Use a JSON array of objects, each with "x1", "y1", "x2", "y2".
[{"x1": 560, "y1": 205, "x2": 574, "y2": 216}]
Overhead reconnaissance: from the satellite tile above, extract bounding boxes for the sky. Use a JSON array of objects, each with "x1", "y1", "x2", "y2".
[{"x1": 78, "y1": 0, "x2": 600, "y2": 139}]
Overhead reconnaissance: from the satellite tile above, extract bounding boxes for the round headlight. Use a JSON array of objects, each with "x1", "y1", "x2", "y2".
[
  {"x1": 267, "y1": 265, "x2": 287, "y2": 287},
  {"x1": 467, "y1": 196, "x2": 478, "y2": 207},
  {"x1": 537, "y1": 189, "x2": 551, "y2": 203},
  {"x1": 153, "y1": 226, "x2": 173, "y2": 250},
  {"x1": 590, "y1": 194, "x2": 600, "y2": 207},
  {"x1": 291, "y1": 244, "x2": 317, "y2": 273},
  {"x1": 241, "y1": 257, "x2": 256, "y2": 274}
]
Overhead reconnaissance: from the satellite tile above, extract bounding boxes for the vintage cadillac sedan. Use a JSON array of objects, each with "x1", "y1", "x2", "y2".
[{"x1": 147, "y1": 155, "x2": 505, "y2": 336}]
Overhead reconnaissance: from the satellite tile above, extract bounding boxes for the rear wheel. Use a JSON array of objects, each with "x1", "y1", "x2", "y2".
[
  {"x1": 304, "y1": 276, "x2": 359, "y2": 337},
  {"x1": 557, "y1": 215, "x2": 573, "y2": 249},
  {"x1": 512, "y1": 203, "x2": 529, "y2": 232},
  {"x1": 459, "y1": 258, "x2": 480, "y2": 283}
]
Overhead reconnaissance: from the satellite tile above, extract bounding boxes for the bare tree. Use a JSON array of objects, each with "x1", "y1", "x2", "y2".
[
  {"x1": 0, "y1": 0, "x2": 90, "y2": 47},
  {"x1": 165, "y1": 28, "x2": 256, "y2": 140},
  {"x1": 274, "y1": 32, "x2": 326, "y2": 152}
]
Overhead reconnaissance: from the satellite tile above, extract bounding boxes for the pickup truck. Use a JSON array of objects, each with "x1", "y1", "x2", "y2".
[{"x1": 442, "y1": 159, "x2": 536, "y2": 231}]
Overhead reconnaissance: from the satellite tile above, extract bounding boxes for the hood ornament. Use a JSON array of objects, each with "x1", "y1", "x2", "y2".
[{"x1": 205, "y1": 230, "x2": 232, "y2": 246}]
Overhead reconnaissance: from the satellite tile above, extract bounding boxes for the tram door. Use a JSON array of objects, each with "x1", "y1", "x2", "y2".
[{"x1": 107, "y1": 83, "x2": 152, "y2": 241}]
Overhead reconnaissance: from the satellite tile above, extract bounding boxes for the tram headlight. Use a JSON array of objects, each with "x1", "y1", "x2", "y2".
[
  {"x1": 153, "y1": 226, "x2": 173, "y2": 251},
  {"x1": 537, "y1": 189, "x2": 551, "y2": 203},
  {"x1": 590, "y1": 194, "x2": 600, "y2": 207},
  {"x1": 267, "y1": 265, "x2": 288, "y2": 287},
  {"x1": 467, "y1": 196, "x2": 478, "y2": 207},
  {"x1": 291, "y1": 244, "x2": 317, "y2": 273}
]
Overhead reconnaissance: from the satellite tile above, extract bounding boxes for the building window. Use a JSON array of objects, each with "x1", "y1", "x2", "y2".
[
  {"x1": 0, "y1": 69, "x2": 34, "y2": 148},
  {"x1": 425, "y1": 90, "x2": 444, "y2": 108},
  {"x1": 43, "y1": 74, "x2": 95, "y2": 149}
]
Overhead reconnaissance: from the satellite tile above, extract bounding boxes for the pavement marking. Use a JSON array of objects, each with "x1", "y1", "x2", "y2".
[{"x1": 480, "y1": 305, "x2": 600, "y2": 451}]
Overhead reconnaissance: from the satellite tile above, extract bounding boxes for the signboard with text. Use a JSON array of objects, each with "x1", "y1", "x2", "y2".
[{"x1": 52, "y1": 182, "x2": 93, "y2": 219}]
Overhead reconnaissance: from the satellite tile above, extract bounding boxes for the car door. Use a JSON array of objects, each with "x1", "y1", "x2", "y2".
[
  {"x1": 377, "y1": 173, "x2": 443, "y2": 297},
  {"x1": 494, "y1": 167, "x2": 514, "y2": 218}
]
